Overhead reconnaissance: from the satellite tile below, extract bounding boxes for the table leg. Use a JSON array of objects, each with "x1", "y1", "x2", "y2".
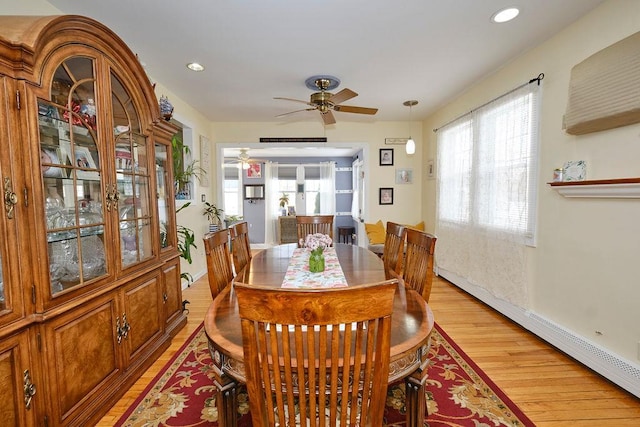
[
  {"x1": 404, "y1": 343, "x2": 430, "y2": 427},
  {"x1": 216, "y1": 381, "x2": 239, "y2": 427},
  {"x1": 405, "y1": 375, "x2": 426, "y2": 427},
  {"x1": 210, "y1": 346, "x2": 239, "y2": 427}
]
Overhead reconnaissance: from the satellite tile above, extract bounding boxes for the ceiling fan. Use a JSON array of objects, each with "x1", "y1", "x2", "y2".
[
  {"x1": 224, "y1": 148, "x2": 265, "y2": 169},
  {"x1": 274, "y1": 75, "x2": 378, "y2": 125}
]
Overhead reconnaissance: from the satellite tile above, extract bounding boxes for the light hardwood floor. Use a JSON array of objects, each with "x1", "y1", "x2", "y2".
[{"x1": 97, "y1": 275, "x2": 640, "y2": 426}]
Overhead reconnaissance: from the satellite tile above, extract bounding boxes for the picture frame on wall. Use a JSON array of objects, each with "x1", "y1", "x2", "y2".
[
  {"x1": 427, "y1": 159, "x2": 435, "y2": 179},
  {"x1": 395, "y1": 168, "x2": 413, "y2": 184},
  {"x1": 247, "y1": 163, "x2": 262, "y2": 178},
  {"x1": 199, "y1": 135, "x2": 210, "y2": 187},
  {"x1": 379, "y1": 148, "x2": 393, "y2": 166},
  {"x1": 379, "y1": 187, "x2": 393, "y2": 205}
]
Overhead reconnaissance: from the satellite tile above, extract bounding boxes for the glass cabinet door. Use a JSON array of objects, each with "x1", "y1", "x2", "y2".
[
  {"x1": 155, "y1": 142, "x2": 173, "y2": 250},
  {"x1": 39, "y1": 57, "x2": 107, "y2": 295},
  {"x1": 0, "y1": 76, "x2": 25, "y2": 321},
  {"x1": 111, "y1": 73, "x2": 154, "y2": 267}
]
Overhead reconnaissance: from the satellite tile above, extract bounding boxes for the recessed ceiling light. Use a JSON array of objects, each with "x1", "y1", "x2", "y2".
[
  {"x1": 491, "y1": 7, "x2": 520, "y2": 23},
  {"x1": 186, "y1": 62, "x2": 205, "y2": 72}
]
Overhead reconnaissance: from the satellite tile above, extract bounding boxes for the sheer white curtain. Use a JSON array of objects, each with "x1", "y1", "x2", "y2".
[
  {"x1": 435, "y1": 82, "x2": 540, "y2": 307},
  {"x1": 318, "y1": 161, "x2": 335, "y2": 214},
  {"x1": 264, "y1": 161, "x2": 279, "y2": 246}
]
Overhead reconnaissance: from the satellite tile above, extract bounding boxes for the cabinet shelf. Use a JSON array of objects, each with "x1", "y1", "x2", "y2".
[{"x1": 548, "y1": 178, "x2": 640, "y2": 198}]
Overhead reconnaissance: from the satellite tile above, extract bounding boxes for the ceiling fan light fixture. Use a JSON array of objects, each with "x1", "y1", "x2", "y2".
[
  {"x1": 186, "y1": 62, "x2": 205, "y2": 72},
  {"x1": 242, "y1": 162, "x2": 250, "y2": 170}
]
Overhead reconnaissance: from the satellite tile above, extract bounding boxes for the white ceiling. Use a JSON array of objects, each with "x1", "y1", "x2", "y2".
[{"x1": 47, "y1": 0, "x2": 603, "y2": 126}]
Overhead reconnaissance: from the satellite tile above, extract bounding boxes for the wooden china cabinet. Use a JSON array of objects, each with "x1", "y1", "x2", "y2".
[{"x1": 0, "y1": 15, "x2": 186, "y2": 426}]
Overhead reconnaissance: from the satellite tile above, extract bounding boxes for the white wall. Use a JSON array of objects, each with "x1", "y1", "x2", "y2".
[{"x1": 422, "y1": 0, "x2": 640, "y2": 367}]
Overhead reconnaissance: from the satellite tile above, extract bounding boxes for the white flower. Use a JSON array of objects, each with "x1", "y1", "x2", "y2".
[{"x1": 302, "y1": 233, "x2": 332, "y2": 252}]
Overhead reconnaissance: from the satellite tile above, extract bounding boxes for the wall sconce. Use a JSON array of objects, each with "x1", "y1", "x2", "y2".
[{"x1": 403, "y1": 100, "x2": 418, "y2": 155}]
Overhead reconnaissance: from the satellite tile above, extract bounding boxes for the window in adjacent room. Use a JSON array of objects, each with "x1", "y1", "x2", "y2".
[{"x1": 223, "y1": 165, "x2": 241, "y2": 217}]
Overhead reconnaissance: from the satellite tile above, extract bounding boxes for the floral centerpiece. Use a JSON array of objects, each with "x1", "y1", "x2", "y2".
[{"x1": 301, "y1": 233, "x2": 332, "y2": 273}]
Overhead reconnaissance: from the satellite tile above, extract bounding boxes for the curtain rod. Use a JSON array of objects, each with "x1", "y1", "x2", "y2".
[{"x1": 433, "y1": 73, "x2": 544, "y2": 133}]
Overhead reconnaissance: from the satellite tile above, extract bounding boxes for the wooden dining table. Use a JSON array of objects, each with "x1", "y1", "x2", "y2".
[{"x1": 204, "y1": 243, "x2": 434, "y2": 427}]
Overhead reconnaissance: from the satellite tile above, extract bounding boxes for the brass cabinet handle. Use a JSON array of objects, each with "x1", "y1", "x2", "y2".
[
  {"x1": 121, "y1": 313, "x2": 130, "y2": 340},
  {"x1": 4, "y1": 177, "x2": 18, "y2": 219},
  {"x1": 116, "y1": 316, "x2": 122, "y2": 344},
  {"x1": 23, "y1": 369, "x2": 36, "y2": 410},
  {"x1": 105, "y1": 184, "x2": 120, "y2": 212}
]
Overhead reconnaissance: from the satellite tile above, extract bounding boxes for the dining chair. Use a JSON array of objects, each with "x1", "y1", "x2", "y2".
[
  {"x1": 202, "y1": 228, "x2": 234, "y2": 299},
  {"x1": 235, "y1": 279, "x2": 398, "y2": 427},
  {"x1": 383, "y1": 221, "x2": 407, "y2": 280},
  {"x1": 296, "y1": 214, "x2": 334, "y2": 245},
  {"x1": 229, "y1": 221, "x2": 252, "y2": 274},
  {"x1": 402, "y1": 228, "x2": 437, "y2": 302}
]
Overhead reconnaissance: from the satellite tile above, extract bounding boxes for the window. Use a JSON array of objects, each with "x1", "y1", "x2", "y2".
[
  {"x1": 304, "y1": 166, "x2": 320, "y2": 214},
  {"x1": 275, "y1": 164, "x2": 333, "y2": 216},
  {"x1": 277, "y1": 166, "x2": 297, "y2": 212},
  {"x1": 223, "y1": 165, "x2": 241, "y2": 216},
  {"x1": 171, "y1": 125, "x2": 198, "y2": 200},
  {"x1": 437, "y1": 82, "x2": 540, "y2": 245}
]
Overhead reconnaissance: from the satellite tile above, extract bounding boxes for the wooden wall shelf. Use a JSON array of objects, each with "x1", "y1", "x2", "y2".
[{"x1": 548, "y1": 178, "x2": 640, "y2": 198}]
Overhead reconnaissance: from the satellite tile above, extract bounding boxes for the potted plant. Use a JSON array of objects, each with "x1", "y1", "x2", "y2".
[
  {"x1": 204, "y1": 201, "x2": 224, "y2": 232},
  {"x1": 176, "y1": 202, "x2": 196, "y2": 285},
  {"x1": 278, "y1": 192, "x2": 289, "y2": 216}
]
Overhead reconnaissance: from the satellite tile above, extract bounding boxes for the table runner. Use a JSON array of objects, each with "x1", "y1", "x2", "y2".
[{"x1": 281, "y1": 247, "x2": 348, "y2": 288}]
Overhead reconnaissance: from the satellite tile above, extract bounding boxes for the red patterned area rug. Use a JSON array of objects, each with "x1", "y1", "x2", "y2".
[{"x1": 116, "y1": 323, "x2": 534, "y2": 426}]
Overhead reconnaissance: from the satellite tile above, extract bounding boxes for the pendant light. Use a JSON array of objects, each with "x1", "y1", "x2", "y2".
[{"x1": 403, "y1": 100, "x2": 418, "y2": 155}]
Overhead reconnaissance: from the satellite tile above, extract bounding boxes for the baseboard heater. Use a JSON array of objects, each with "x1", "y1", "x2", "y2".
[{"x1": 438, "y1": 269, "x2": 640, "y2": 398}]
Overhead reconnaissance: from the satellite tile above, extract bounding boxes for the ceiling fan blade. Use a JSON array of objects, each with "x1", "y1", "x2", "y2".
[
  {"x1": 274, "y1": 97, "x2": 314, "y2": 106},
  {"x1": 321, "y1": 110, "x2": 336, "y2": 125},
  {"x1": 275, "y1": 107, "x2": 317, "y2": 118},
  {"x1": 329, "y1": 88, "x2": 357, "y2": 105},
  {"x1": 333, "y1": 105, "x2": 378, "y2": 115}
]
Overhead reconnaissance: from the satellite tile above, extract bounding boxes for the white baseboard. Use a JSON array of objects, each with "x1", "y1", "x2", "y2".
[{"x1": 438, "y1": 268, "x2": 640, "y2": 398}]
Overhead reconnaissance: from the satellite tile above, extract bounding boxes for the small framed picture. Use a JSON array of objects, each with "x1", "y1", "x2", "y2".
[
  {"x1": 379, "y1": 148, "x2": 394, "y2": 166},
  {"x1": 40, "y1": 148, "x2": 65, "y2": 178},
  {"x1": 247, "y1": 163, "x2": 262, "y2": 178},
  {"x1": 395, "y1": 168, "x2": 413, "y2": 184},
  {"x1": 379, "y1": 187, "x2": 393, "y2": 205},
  {"x1": 74, "y1": 146, "x2": 99, "y2": 180},
  {"x1": 75, "y1": 146, "x2": 97, "y2": 169}
]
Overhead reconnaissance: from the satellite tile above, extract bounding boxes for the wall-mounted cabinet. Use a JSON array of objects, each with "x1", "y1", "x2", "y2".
[{"x1": 0, "y1": 15, "x2": 186, "y2": 426}]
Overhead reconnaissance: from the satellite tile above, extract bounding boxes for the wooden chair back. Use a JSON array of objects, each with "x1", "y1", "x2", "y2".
[
  {"x1": 229, "y1": 221, "x2": 252, "y2": 274},
  {"x1": 402, "y1": 228, "x2": 437, "y2": 302},
  {"x1": 296, "y1": 215, "x2": 334, "y2": 245},
  {"x1": 383, "y1": 221, "x2": 407, "y2": 280},
  {"x1": 235, "y1": 279, "x2": 397, "y2": 427},
  {"x1": 202, "y1": 229, "x2": 234, "y2": 299}
]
